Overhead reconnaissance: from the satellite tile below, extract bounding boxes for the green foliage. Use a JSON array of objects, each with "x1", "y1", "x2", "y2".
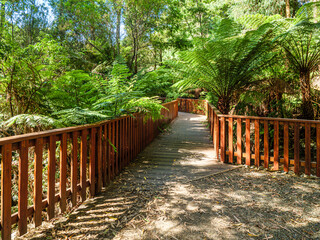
[
  {"x1": 53, "y1": 108, "x2": 108, "y2": 127},
  {"x1": 0, "y1": 114, "x2": 56, "y2": 136},
  {"x1": 174, "y1": 19, "x2": 275, "y2": 113}
]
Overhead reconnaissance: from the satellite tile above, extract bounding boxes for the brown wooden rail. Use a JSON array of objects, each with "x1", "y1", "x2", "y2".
[
  {"x1": 177, "y1": 98, "x2": 207, "y2": 115},
  {"x1": 0, "y1": 100, "x2": 178, "y2": 239},
  {"x1": 206, "y1": 102, "x2": 320, "y2": 177},
  {"x1": 178, "y1": 98, "x2": 320, "y2": 177}
]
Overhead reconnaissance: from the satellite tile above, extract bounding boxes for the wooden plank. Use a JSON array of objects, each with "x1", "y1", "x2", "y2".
[
  {"x1": 264, "y1": 120, "x2": 269, "y2": 169},
  {"x1": 220, "y1": 117, "x2": 226, "y2": 163},
  {"x1": 34, "y1": 138, "x2": 43, "y2": 227},
  {"x1": 115, "y1": 121, "x2": 119, "y2": 175},
  {"x1": 305, "y1": 123, "x2": 311, "y2": 175},
  {"x1": 102, "y1": 125, "x2": 107, "y2": 186},
  {"x1": 80, "y1": 129, "x2": 88, "y2": 202},
  {"x1": 112, "y1": 121, "x2": 116, "y2": 178},
  {"x1": 107, "y1": 123, "x2": 111, "y2": 182},
  {"x1": 18, "y1": 141, "x2": 28, "y2": 236},
  {"x1": 228, "y1": 117, "x2": 233, "y2": 163},
  {"x1": 246, "y1": 119, "x2": 251, "y2": 166},
  {"x1": 71, "y1": 132, "x2": 78, "y2": 206},
  {"x1": 254, "y1": 120, "x2": 260, "y2": 167},
  {"x1": 274, "y1": 121, "x2": 279, "y2": 170},
  {"x1": 96, "y1": 126, "x2": 102, "y2": 193},
  {"x1": 294, "y1": 123, "x2": 300, "y2": 175},
  {"x1": 1, "y1": 144, "x2": 12, "y2": 239},
  {"x1": 89, "y1": 128, "x2": 96, "y2": 197},
  {"x1": 59, "y1": 133, "x2": 67, "y2": 213},
  {"x1": 237, "y1": 118, "x2": 242, "y2": 164},
  {"x1": 214, "y1": 115, "x2": 219, "y2": 157},
  {"x1": 47, "y1": 135, "x2": 56, "y2": 220},
  {"x1": 283, "y1": 122, "x2": 289, "y2": 172}
]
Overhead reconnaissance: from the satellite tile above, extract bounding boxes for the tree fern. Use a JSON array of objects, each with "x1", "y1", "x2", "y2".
[{"x1": 175, "y1": 19, "x2": 275, "y2": 114}]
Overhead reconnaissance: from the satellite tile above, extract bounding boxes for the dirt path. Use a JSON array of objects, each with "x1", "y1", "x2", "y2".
[{"x1": 19, "y1": 112, "x2": 320, "y2": 240}]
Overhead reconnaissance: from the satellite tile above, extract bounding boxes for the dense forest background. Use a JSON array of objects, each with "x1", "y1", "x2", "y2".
[{"x1": 1, "y1": 0, "x2": 320, "y2": 137}]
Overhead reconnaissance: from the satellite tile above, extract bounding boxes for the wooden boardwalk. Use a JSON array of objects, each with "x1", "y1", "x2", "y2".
[{"x1": 20, "y1": 112, "x2": 234, "y2": 239}]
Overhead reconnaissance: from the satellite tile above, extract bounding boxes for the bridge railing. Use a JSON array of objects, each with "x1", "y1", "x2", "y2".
[
  {"x1": 177, "y1": 98, "x2": 320, "y2": 177},
  {"x1": 207, "y1": 102, "x2": 320, "y2": 177},
  {"x1": 177, "y1": 98, "x2": 207, "y2": 115},
  {"x1": 0, "y1": 100, "x2": 178, "y2": 239}
]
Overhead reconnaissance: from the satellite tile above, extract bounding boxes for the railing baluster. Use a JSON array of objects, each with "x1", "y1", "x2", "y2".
[
  {"x1": 237, "y1": 118, "x2": 242, "y2": 164},
  {"x1": 115, "y1": 121, "x2": 119, "y2": 175},
  {"x1": 90, "y1": 128, "x2": 96, "y2": 197},
  {"x1": 274, "y1": 121, "x2": 279, "y2": 170},
  {"x1": 284, "y1": 122, "x2": 289, "y2": 172},
  {"x1": 246, "y1": 119, "x2": 251, "y2": 166},
  {"x1": 103, "y1": 125, "x2": 107, "y2": 186},
  {"x1": 317, "y1": 124, "x2": 320, "y2": 177},
  {"x1": 71, "y1": 132, "x2": 78, "y2": 206},
  {"x1": 254, "y1": 120, "x2": 260, "y2": 167},
  {"x1": 34, "y1": 138, "x2": 43, "y2": 227},
  {"x1": 80, "y1": 129, "x2": 88, "y2": 201},
  {"x1": 228, "y1": 117, "x2": 233, "y2": 163},
  {"x1": 47, "y1": 136, "x2": 56, "y2": 220},
  {"x1": 264, "y1": 120, "x2": 269, "y2": 169},
  {"x1": 1, "y1": 144, "x2": 12, "y2": 239},
  {"x1": 305, "y1": 123, "x2": 311, "y2": 175},
  {"x1": 294, "y1": 123, "x2": 300, "y2": 175},
  {"x1": 220, "y1": 117, "x2": 226, "y2": 163},
  {"x1": 214, "y1": 115, "x2": 219, "y2": 159},
  {"x1": 60, "y1": 133, "x2": 67, "y2": 213},
  {"x1": 97, "y1": 126, "x2": 102, "y2": 193},
  {"x1": 18, "y1": 141, "x2": 28, "y2": 236}
]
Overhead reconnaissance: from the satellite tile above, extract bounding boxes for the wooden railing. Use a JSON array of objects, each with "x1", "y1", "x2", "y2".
[
  {"x1": 177, "y1": 98, "x2": 207, "y2": 115},
  {"x1": 0, "y1": 100, "x2": 178, "y2": 239},
  {"x1": 207, "y1": 102, "x2": 320, "y2": 177}
]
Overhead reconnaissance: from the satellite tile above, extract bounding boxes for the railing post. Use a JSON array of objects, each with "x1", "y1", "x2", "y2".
[
  {"x1": 89, "y1": 128, "x2": 96, "y2": 197},
  {"x1": 71, "y1": 132, "x2": 78, "y2": 206},
  {"x1": 1, "y1": 144, "x2": 12, "y2": 240},
  {"x1": 221, "y1": 117, "x2": 226, "y2": 163},
  {"x1": 283, "y1": 122, "x2": 289, "y2": 172},
  {"x1": 34, "y1": 138, "x2": 43, "y2": 227},
  {"x1": 228, "y1": 117, "x2": 233, "y2": 163},
  {"x1": 254, "y1": 120, "x2": 260, "y2": 167},
  {"x1": 80, "y1": 129, "x2": 88, "y2": 201},
  {"x1": 294, "y1": 123, "x2": 300, "y2": 175},
  {"x1": 245, "y1": 119, "x2": 251, "y2": 166},
  {"x1": 60, "y1": 133, "x2": 67, "y2": 213},
  {"x1": 273, "y1": 121, "x2": 279, "y2": 170},
  {"x1": 264, "y1": 120, "x2": 269, "y2": 169},
  {"x1": 214, "y1": 114, "x2": 219, "y2": 159},
  {"x1": 237, "y1": 119, "x2": 242, "y2": 164},
  {"x1": 47, "y1": 136, "x2": 56, "y2": 219},
  {"x1": 305, "y1": 123, "x2": 311, "y2": 175},
  {"x1": 18, "y1": 141, "x2": 28, "y2": 236}
]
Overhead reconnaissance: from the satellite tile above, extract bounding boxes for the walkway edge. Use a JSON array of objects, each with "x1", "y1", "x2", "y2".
[{"x1": 182, "y1": 166, "x2": 243, "y2": 183}]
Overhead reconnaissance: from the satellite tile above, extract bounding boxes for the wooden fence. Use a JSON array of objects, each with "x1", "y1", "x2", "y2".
[
  {"x1": 177, "y1": 98, "x2": 207, "y2": 115},
  {"x1": 207, "y1": 102, "x2": 320, "y2": 177},
  {"x1": 0, "y1": 100, "x2": 178, "y2": 239},
  {"x1": 177, "y1": 98, "x2": 320, "y2": 177}
]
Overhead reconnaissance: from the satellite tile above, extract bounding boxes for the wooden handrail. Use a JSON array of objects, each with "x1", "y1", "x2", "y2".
[
  {"x1": 178, "y1": 98, "x2": 320, "y2": 177},
  {"x1": 0, "y1": 100, "x2": 179, "y2": 239}
]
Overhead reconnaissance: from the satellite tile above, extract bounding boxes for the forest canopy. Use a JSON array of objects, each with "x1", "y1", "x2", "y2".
[{"x1": 1, "y1": 0, "x2": 320, "y2": 137}]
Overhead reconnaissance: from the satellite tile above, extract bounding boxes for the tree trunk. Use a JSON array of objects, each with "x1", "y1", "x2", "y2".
[
  {"x1": 217, "y1": 96, "x2": 230, "y2": 114},
  {"x1": 300, "y1": 71, "x2": 314, "y2": 119},
  {"x1": 116, "y1": 7, "x2": 121, "y2": 56},
  {"x1": 285, "y1": 0, "x2": 290, "y2": 18},
  {"x1": 0, "y1": 1, "x2": 5, "y2": 39}
]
